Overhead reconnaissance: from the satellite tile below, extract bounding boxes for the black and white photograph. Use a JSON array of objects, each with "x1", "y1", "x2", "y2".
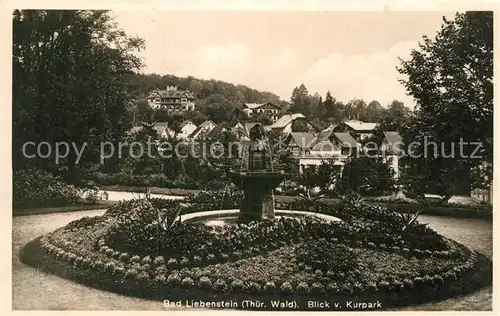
[{"x1": 6, "y1": 1, "x2": 495, "y2": 312}]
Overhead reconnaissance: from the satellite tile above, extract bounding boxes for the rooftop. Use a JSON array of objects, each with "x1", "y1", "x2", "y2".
[
  {"x1": 270, "y1": 113, "x2": 306, "y2": 129},
  {"x1": 344, "y1": 120, "x2": 378, "y2": 131}
]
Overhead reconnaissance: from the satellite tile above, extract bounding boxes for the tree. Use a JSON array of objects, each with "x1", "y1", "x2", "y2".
[
  {"x1": 338, "y1": 156, "x2": 397, "y2": 196},
  {"x1": 189, "y1": 79, "x2": 203, "y2": 96},
  {"x1": 397, "y1": 12, "x2": 493, "y2": 202},
  {"x1": 291, "y1": 119, "x2": 311, "y2": 132},
  {"x1": 378, "y1": 100, "x2": 412, "y2": 132},
  {"x1": 323, "y1": 91, "x2": 336, "y2": 119},
  {"x1": 13, "y1": 10, "x2": 144, "y2": 182},
  {"x1": 289, "y1": 84, "x2": 310, "y2": 115},
  {"x1": 294, "y1": 158, "x2": 339, "y2": 201},
  {"x1": 364, "y1": 100, "x2": 385, "y2": 122}
]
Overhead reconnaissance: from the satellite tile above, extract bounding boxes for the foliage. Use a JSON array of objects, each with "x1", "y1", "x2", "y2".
[
  {"x1": 338, "y1": 156, "x2": 397, "y2": 196},
  {"x1": 397, "y1": 12, "x2": 493, "y2": 202},
  {"x1": 13, "y1": 10, "x2": 144, "y2": 178},
  {"x1": 13, "y1": 168, "x2": 104, "y2": 208},
  {"x1": 295, "y1": 240, "x2": 358, "y2": 277}
]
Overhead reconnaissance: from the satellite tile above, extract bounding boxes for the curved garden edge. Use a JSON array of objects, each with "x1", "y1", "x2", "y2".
[{"x1": 21, "y1": 236, "x2": 493, "y2": 311}]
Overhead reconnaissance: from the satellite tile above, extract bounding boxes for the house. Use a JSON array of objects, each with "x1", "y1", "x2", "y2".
[
  {"x1": 164, "y1": 120, "x2": 198, "y2": 140},
  {"x1": 284, "y1": 131, "x2": 358, "y2": 175},
  {"x1": 127, "y1": 122, "x2": 171, "y2": 138},
  {"x1": 147, "y1": 86, "x2": 196, "y2": 112},
  {"x1": 471, "y1": 161, "x2": 493, "y2": 204},
  {"x1": 379, "y1": 131, "x2": 404, "y2": 178},
  {"x1": 269, "y1": 113, "x2": 314, "y2": 134},
  {"x1": 285, "y1": 132, "x2": 317, "y2": 157},
  {"x1": 333, "y1": 120, "x2": 378, "y2": 141},
  {"x1": 241, "y1": 102, "x2": 281, "y2": 122},
  {"x1": 188, "y1": 120, "x2": 218, "y2": 140}
]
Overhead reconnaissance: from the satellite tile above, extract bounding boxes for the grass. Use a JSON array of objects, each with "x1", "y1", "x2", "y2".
[{"x1": 13, "y1": 200, "x2": 117, "y2": 216}]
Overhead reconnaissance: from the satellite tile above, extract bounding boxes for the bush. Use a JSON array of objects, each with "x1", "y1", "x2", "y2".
[{"x1": 13, "y1": 168, "x2": 81, "y2": 208}]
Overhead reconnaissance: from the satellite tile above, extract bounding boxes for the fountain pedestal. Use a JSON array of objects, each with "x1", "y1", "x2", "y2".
[
  {"x1": 229, "y1": 171, "x2": 285, "y2": 222},
  {"x1": 229, "y1": 123, "x2": 285, "y2": 223}
]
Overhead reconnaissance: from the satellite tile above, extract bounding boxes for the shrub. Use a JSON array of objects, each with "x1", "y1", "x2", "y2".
[
  {"x1": 181, "y1": 277, "x2": 195, "y2": 288},
  {"x1": 154, "y1": 256, "x2": 165, "y2": 266},
  {"x1": 264, "y1": 281, "x2": 277, "y2": 294},
  {"x1": 247, "y1": 281, "x2": 262, "y2": 293},
  {"x1": 198, "y1": 276, "x2": 212, "y2": 290},
  {"x1": 141, "y1": 255, "x2": 152, "y2": 265},
  {"x1": 167, "y1": 258, "x2": 178, "y2": 268},
  {"x1": 166, "y1": 273, "x2": 182, "y2": 286},
  {"x1": 311, "y1": 282, "x2": 325, "y2": 294},
  {"x1": 280, "y1": 281, "x2": 294, "y2": 294},
  {"x1": 213, "y1": 279, "x2": 228, "y2": 293},
  {"x1": 13, "y1": 168, "x2": 82, "y2": 208},
  {"x1": 230, "y1": 279, "x2": 245, "y2": 293},
  {"x1": 296, "y1": 282, "x2": 310, "y2": 295},
  {"x1": 326, "y1": 282, "x2": 340, "y2": 294}
]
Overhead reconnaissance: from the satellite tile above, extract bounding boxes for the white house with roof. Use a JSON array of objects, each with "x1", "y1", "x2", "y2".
[
  {"x1": 333, "y1": 120, "x2": 378, "y2": 141},
  {"x1": 188, "y1": 120, "x2": 218, "y2": 140},
  {"x1": 147, "y1": 86, "x2": 196, "y2": 112},
  {"x1": 164, "y1": 120, "x2": 198, "y2": 140},
  {"x1": 269, "y1": 113, "x2": 314, "y2": 134},
  {"x1": 242, "y1": 102, "x2": 281, "y2": 122}
]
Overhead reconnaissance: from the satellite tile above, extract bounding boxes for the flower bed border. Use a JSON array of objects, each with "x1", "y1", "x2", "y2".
[
  {"x1": 21, "y1": 196, "x2": 493, "y2": 310},
  {"x1": 23, "y1": 236, "x2": 492, "y2": 311}
]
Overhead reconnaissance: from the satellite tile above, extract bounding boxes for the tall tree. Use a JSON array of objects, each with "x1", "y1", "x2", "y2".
[
  {"x1": 397, "y1": 11, "x2": 493, "y2": 201},
  {"x1": 378, "y1": 100, "x2": 412, "y2": 132},
  {"x1": 289, "y1": 83, "x2": 310, "y2": 115},
  {"x1": 13, "y1": 10, "x2": 144, "y2": 181}
]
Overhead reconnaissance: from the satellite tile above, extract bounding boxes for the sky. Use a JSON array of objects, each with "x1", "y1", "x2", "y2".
[{"x1": 113, "y1": 10, "x2": 457, "y2": 108}]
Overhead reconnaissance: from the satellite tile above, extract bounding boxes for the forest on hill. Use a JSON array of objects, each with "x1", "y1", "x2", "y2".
[{"x1": 125, "y1": 73, "x2": 413, "y2": 131}]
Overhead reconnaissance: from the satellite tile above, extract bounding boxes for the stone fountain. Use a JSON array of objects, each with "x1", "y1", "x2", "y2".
[
  {"x1": 180, "y1": 123, "x2": 340, "y2": 226},
  {"x1": 229, "y1": 124, "x2": 285, "y2": 223}
]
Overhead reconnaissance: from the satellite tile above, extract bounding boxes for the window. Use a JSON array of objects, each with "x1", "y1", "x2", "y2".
[
  {"x1": 341, "y1": 147, "x2": 351, "y2": 156},
  {"x1": 181, "y1": 98, "x2": 187, "y2": 103}
]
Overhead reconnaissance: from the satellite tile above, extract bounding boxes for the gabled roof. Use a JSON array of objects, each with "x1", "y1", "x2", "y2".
[
  {"x1": 343, "y1": 120, "x2": 378, "y2": 132},
  {"x1": 179, "y1": 120, "x2": 196, "y2": 129},
  {"x1": 243, "y1": 103, "x2": 265, "y2": 109},
  {"x1": 270, "y1": 113, "x2": 307, "y2": 129},
  {"x1": 321, "y1": 124, "x2": 338, "y2": 132},
  {"x1": 316, "y1": 130, "x2": 333, "y2": 141},
  {"x1": 147, "y1": 88, "x2": 196, "y2": 100},
  {"x1": 189, "y1": 120, "x2": 217, "y2": 138},
  {"x1": 332, "y1": 132, "x2": 359, "y2": 148},
  {"x1": 311, "y1": 140, "x2": 338, "y2": 152},
  {"x1": 127, "y1": 122, "x2": 170, "y2": 136},
  {"x1": 288, "y1": 132, "x2": 317, "y2": 149},
  {"x1": 243, "y1": 102, "x2": 281, "y2": 110}
]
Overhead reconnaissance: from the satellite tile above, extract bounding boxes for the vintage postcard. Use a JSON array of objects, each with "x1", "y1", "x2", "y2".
[{"x1": 4, "y1": 0, "x2": 496, "y2": 313}]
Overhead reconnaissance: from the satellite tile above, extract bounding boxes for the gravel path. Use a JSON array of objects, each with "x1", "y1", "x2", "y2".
[{"x1": 12, "y1": 210, "x2": 492, "y2": 310}]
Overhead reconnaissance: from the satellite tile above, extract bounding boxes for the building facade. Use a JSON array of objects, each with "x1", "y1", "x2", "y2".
[
  {"x1": 147, "y1": 86, "x2": 196, "y2": 112},
  {"x1": 242, "y1": 102, "x2": 281, "y2": 122}
]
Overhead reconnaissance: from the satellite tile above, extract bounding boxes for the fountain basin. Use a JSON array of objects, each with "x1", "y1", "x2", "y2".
[{"x1": 181, "y1": 209, "x2": 342, "y2": 227}]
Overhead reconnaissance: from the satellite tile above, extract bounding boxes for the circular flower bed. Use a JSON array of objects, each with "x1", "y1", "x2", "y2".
[{"x1": 23, "y1": 192, "x2": 492, "y2": 311}]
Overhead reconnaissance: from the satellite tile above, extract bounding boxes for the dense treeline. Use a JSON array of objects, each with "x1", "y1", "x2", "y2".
[{"x1": 128, "y1": 72, "x2": 414, "y2": 133}]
